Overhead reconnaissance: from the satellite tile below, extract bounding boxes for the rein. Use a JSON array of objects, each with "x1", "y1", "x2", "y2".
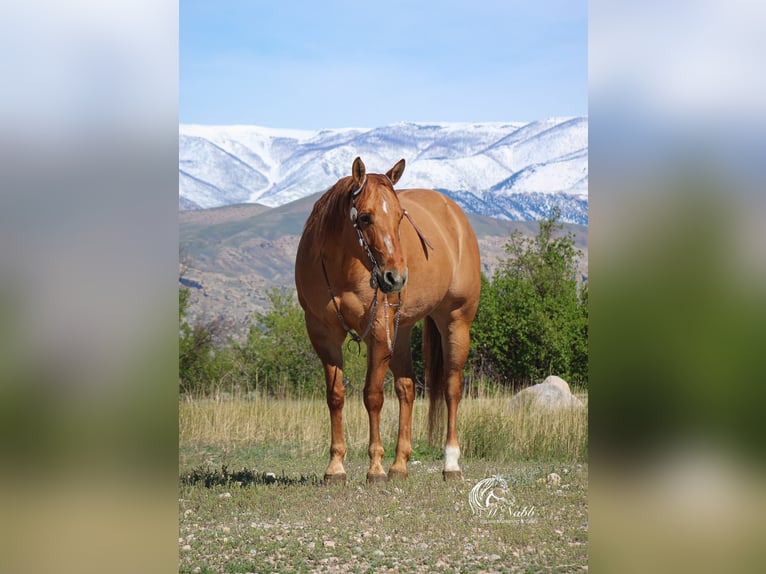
[{"x1": 320, "y1": 256, "x2": 401, "y2": 356}]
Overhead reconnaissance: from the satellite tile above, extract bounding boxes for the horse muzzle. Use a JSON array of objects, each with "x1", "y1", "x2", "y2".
[{"x1": 378, "y1": 267, "x2": 408, "y2": 294}]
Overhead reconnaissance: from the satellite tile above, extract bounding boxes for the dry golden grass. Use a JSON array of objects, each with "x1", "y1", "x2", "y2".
[{"x1": 179, "y1": 387, "x2": 587, "y2": 463}]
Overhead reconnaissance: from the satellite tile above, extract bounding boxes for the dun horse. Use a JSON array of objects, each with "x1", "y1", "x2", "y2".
[{"x1": 295, "y1": 157, "x2": 481, "y2": 483}]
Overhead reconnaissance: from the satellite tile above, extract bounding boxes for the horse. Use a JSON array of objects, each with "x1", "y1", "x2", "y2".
[{"x1": 295, "y1": 157, "x2": 481, "y2": 483}]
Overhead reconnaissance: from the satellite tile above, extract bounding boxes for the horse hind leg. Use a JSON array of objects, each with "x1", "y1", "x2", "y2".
[
  {"x1": 440, "y1": 315, "x2": 473, "y2": 481},
  {"x1": 388, "y1": 326, "x2": 415, "y2": 480}
]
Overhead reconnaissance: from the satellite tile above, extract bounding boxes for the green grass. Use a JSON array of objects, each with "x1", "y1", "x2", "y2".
[{"x1": 179, "y1": 392, "x2": 588, "y2": 572}]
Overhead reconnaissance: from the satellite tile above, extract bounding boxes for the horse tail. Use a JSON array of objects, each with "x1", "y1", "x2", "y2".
[{"x1": 424, "y1": 316, "x2": 445, "y2": 446}]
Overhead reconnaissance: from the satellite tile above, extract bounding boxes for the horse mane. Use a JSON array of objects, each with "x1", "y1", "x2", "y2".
[
  {"x1": 303, "y1": 174, "x2": 392, "y2": 259},
  {"x1": 302, "y1": 176, "x2": 356, "y2": 259}
]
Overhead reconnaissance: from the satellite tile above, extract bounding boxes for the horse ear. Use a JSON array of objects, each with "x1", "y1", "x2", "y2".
[
  {"x1": 386, "y1": 159, "x2": 406, "y2": 186},
  {"x1": 352, "y1": 157, "x2": 366, "y2": 187}
]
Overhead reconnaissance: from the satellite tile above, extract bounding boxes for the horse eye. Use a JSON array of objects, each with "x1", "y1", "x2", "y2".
[{"x1": 358, "y1": 213, "x2": 373, "y2": 225}]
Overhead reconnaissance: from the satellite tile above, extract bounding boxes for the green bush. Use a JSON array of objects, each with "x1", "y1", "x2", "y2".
[
  {"x1": 470, "y1": 209, "x2": 588, "y2": 387},
  {"x1": 232, "y1": 287, "x2": 370, "y2": 396},
  {"x1": 234, "y1": 287, "x2": 321, "y2": 395},
  {"x1": 179, "y1": 284, "x2": 238, "y2": 395}
]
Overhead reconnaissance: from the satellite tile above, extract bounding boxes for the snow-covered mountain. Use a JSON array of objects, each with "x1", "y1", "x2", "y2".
[{"x1": 179, "y1": 117, "x2": 588, "y2": 224}]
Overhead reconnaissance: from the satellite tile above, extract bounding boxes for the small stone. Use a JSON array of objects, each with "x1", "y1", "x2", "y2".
[
  {"x1": 547, "y1": 472, "x2": 562, "y2": 485},
  {"x1": 183, "y1": 509, "x2": 193, "y2": 517},
  {"x1": 181, "y1": 544, "x2": 192, "y2": 552},
  {"x1": 372, "y1": 549, "x2": 384, "y2": 557},
  {"x1": 323, "y1": 540, "x2": 336, "y2": 548},
  {"x1": 218, "y1": 492, "x2": 231, "y2": 499},
  {"x1": 307, "y1": 542, "x2": 315, "y2": 549},
  {"x1": 354, "y1": 546, "x2": 362, "y2": 553},
  {"x1": 249, "y1": 549, "x2": 257, "y2": 555},
  {"x1": 222, "y1": 526, "x2": 231, "y2": 534},
  {"x1": 488, "y1": 554, "x2": 501, "y2": 561}
]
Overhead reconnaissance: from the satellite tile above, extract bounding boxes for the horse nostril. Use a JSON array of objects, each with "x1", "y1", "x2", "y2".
[{"x1": 384, "y1": 271, "x2": 396, "y2": 286}]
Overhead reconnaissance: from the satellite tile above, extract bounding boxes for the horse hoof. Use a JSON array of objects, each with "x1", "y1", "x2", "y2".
[
  {"x1": 366, "y1": 473, "x2": 388, "y2": 485},
  {"x1": 442, "y1": 470, "x2": 463, "y2": 481},
  {"x1": 324, "y1": 473, "x2": 347, "y2": 485},
  {"x1": 387, "y1": 469, "x2": 408, "y2": 481}
]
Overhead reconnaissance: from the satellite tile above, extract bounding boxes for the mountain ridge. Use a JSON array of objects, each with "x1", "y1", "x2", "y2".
[{"x1": 179, "y1": 117, "x2": 588, "y2": 225}]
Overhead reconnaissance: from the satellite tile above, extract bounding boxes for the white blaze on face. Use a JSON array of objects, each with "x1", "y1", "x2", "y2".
[
  {"x1": 444, "y1": 445, "x2": 461, "y2": 471},
  {"x1": 383, "y1": 234, "x2": 394, "y2": 256}
]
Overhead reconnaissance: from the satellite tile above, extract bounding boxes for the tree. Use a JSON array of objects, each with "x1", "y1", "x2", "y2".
[
  {"x1": 235, "y1": 287, "x2": 321, "y2": 395},
  {"x1": 470, "y1": 210, "x2": 588, "y2": 387}
]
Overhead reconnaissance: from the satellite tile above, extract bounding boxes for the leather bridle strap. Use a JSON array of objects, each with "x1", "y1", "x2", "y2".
[{"x1": 403, "y1": 209, "x2": 434, "y2": 257}]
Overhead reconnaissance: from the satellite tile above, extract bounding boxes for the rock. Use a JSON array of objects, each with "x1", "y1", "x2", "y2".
[
  {"x1": 547, "y1": 472, "x2": 562, "y2": 485},
  {"x1": 512, "y1": 377, "x2": 583, "y2": 410},
  {"x1": 323, "y1": 540, "x2": 336, "y2": 548},
  {"x1": 372, "y1": 549, "x2": 385, "y2": 557},
  {"x1": 542, "y1": 375, "x2": 571, "y2": 394}
]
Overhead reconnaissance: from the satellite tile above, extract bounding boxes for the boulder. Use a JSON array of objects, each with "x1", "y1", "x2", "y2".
[
  {"x1": 512, "y1": 377, "x2": 583, "y2": 409},
  {"x1": 542, "y1": 375, "x2": 571, "y2": 394}
]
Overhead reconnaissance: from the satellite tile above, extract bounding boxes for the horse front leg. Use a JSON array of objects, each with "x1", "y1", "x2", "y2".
[
  {"x1": 364, "y1": 340, "x2": 391, "y2": 484},
  {"x1": 323, "y1": 358, "x2": 347, "y2": 483},
  {"x1": 305, "y1": 316, "x2": 347, "y2": 483},
  {"x1": 388, "y1": 326, "x2": 414, "y2": 480}
]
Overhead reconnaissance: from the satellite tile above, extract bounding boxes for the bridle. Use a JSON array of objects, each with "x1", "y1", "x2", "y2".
[{"x1": 320, "y1": 174, "x2": 403, "y2": 355}]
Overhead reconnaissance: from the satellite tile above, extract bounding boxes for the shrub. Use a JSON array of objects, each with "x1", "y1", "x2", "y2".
[{"x1": 470, "y1": 210, "x2": 588, "y2": 387}]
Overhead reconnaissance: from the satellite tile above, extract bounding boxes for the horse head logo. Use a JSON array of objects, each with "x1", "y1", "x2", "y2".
[{"x1": 469, "y1": 476, "x2": 514, "y2": 518}]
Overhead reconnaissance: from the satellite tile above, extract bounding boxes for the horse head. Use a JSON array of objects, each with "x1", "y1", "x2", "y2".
[{"x1": 349, "y1": 156, "x2": 408, "y2": 294}]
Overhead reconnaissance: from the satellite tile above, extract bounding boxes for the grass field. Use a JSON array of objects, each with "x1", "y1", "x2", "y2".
[{"x1": 179, "y1": 390, "x2": 588, "y2": 573}]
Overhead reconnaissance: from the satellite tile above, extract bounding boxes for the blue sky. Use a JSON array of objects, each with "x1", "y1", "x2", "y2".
[{"x1": 181, "y1": 0, "x2": 587, "y2": 129}]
